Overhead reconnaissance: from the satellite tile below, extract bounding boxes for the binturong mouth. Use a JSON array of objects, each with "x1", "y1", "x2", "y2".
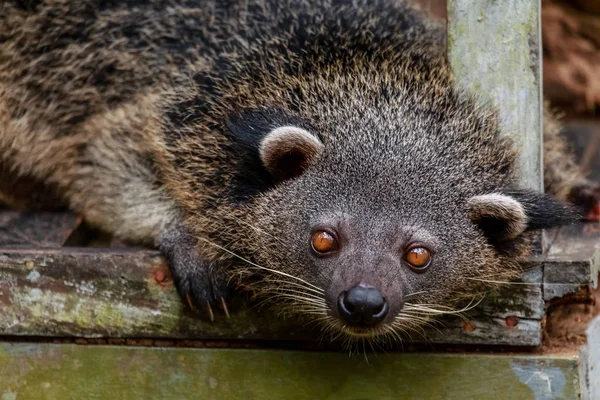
[
  {"x1": 317, "y1": 282, "x2": 401, "y2": 340},
  {"x1": 248, "y1": 265, "x2": 485, "y2": 344},
  {"x1": 321, "y1": 282, "x2": 486, "y2": 342}
]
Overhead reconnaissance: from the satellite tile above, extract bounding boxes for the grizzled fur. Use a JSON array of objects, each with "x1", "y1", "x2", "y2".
[{"x1": 0, "y1": 0, "x2": 597, "y2": 338}]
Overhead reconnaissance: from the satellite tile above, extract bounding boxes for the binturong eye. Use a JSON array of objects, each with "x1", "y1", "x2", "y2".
[
  {"x1": 311, "y1": 230, "x2": 337, "y2": 254},
  {"x1": 404, "y1": 246, "x2": 432, "y2": 272}
]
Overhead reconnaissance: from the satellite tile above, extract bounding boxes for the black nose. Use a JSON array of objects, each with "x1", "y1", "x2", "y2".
[{"x1": 337, "y1": 284, "x2": 389, "y2": 327}]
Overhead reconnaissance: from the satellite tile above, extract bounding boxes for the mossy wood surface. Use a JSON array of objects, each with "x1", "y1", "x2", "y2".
[
  {"x1": 0, "y1": 246, "x2": 543, "y2": 344},
  {"x1": 0, "y1": 343, "x2": 582, "y2": 400},
  {"x1": 0, "y1": 212, "x2": 599, "y2": 346}
]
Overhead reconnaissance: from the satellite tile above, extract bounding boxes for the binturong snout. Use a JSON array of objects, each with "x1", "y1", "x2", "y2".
[{"x1": 337, "y1": 283, "x2": 389, "y2": 327}]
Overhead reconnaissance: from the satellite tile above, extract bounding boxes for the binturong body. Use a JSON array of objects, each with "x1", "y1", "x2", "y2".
[{"x1": 1, "y1": 0, "x2": 599, "y2": 340}]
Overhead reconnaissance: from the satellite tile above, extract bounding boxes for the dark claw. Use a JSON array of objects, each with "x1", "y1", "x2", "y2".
[
  {"x1": 186, "y1": 293, "x2": 195, "y2": 311},
  {"x1": 206, "y1": 301, "x2": 215, "y2": 322},
  {"x1": 221, "y1": 297, "x2": 230, "y2": 319},
  {"x1": 157, "y1": 221, "x2": 234, "y2": 320},
  {"x1": 170, "y1": 261, "x2": 232, "y2": 320}
]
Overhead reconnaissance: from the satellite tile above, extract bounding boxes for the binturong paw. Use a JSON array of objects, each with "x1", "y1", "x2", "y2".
[
  {"x1": 568, "y1": 180, "x2": 600, "y2": 221},
  {"x1": 156, "y1": 221, "x2": 232, "y2": 321}
]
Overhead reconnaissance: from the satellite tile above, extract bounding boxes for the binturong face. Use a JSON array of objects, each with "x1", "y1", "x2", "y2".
[{"x1": 233, "y1": 99, "x2": 576, "y2": 344}]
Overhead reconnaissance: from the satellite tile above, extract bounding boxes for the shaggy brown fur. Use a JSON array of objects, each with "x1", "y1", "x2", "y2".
[{"x1": 0, "y1": 0, "x2": 597, "y2": 341}]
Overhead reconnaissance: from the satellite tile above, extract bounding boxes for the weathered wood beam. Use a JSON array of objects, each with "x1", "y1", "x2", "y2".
[
  {"x1": 0, "y1": 247, "x2": 544, "y2": 345},
  {"x1": 544, "y1": 224, "x2": 600, "y2": 301},
  {"x1": 0, "y1": 213, "x2": 597, "y2": 346},
  {"x1": 0, "y1": 344, "x2": 582, "y2": 400},
  {"x1": 0, "y1": 248, "x2": 311, "y2": 341},
  {"x1": 579, "y1": 316, "x2": 600, "y2": 400},
  {"x1": 424, "y1": 263, "x2": 544, "y2": 345}
]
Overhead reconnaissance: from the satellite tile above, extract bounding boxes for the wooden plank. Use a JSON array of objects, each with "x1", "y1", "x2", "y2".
[
  {"x1": 579, "y1": 315, "x2": 600, "y2": 400},
  {"x1": 0, "y1": 211, "x2": 81, "y2": 248},
  {"x1": 0, "y1": 222, "x2": 597, "y2": 345},
  {"x1": 0, "y1": 343, "x2": 581, "y2": 400},
  {"x1": 447, "y1": 0, "x2": 543, "y2": 191},
  {"x1": 447, "y1": 0, "x2": 545, "y2": 254},
  {"x1": 424, "y1": 263, "x2": 544, "y2": 346},
  {"x1": 0, "y1": 248, "x2": 310, "y2": 341},
  {"x1": 0, "y1": 248, "x2": 545, "y2": 345},
  {"x1": 544, "y1": 223, "x2": 600, "y2": 300}
]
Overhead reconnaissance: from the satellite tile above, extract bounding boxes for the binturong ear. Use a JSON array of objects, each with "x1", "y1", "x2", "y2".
[
  {"x1": 467, "y1": 190, "x2": 579, "y2": 243},
  {"x1": 259, "y1": 126, "x2": 324, "y2": 181}
]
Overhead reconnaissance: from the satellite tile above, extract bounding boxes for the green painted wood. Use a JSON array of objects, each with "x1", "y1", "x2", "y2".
[{"x1": 0, "y1": 343, "x2": 581, "y2": 400}]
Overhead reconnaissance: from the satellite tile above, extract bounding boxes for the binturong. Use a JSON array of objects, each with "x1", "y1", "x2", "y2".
[{"x1": 1, "y1": 0, "x2": 599, "y2": 341}]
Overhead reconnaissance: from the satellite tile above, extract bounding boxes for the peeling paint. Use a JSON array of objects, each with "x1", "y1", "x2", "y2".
[
  {"x1": 26, "y1": 270, "x2": 40, "y2": 283},
  {"x1": 208, "y1": 376, "x2": 218, "y2": 389},
  {"x1": 511, "y1": 360, "x2": 567, "y2": 399},
  {"x1": 27, "y1": 288, "x2": 42, "y2": 301},
  {"x1": 1, "y1": 392, "x2": 17, "y2": 400}
]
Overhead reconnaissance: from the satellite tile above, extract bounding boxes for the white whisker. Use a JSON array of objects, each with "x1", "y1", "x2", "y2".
[
  {"x1": 261, "y1": 279, "x2": 325, "y2": 295},
  {"x1": 198, "y1": 237, "x2": 324, "y2": 292}
]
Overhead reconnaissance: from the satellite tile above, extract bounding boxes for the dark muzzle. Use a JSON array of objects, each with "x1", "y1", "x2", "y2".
[{"x1": 337, "y1": 284, "x2": 389, "y2": 327}]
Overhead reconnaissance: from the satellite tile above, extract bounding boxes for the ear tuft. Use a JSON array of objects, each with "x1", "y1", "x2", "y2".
[
  {"x1": 504, "y1": 189, "x2": 580, "y2": 230},
  {"x1": 468, "y1": 190, "x2": 579, "y2": 244},
  {"x1": 468, "y1": 194, "x2": 528, "y2": 241},
  {"x1": 259, "y1": 126, "x2": 323, "y2": 181}
]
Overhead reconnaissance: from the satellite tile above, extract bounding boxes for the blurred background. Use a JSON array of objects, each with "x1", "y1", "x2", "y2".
[{"x1": 412, "y1": 0, "x2": 600, "y2": 181}]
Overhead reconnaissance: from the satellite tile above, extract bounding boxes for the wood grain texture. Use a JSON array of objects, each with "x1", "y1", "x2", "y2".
[
  {"x1": 544, "y1": 223, "x2": 600, "y2": 300},
  {"x1": 0, "y1": 247, "x2": 545, "y2": 345},
  {"x1": 0, "y1": 344, "x2": 581, "y2": 400},
  {"x1": 0, "y1": 211, "x2": 598, "y2": 346},
  {"x1": 0, "y1": 248, "x2": 312, "y2": 341},
  {"x1": 447, "y1": 0, "x2": 543, "y2": 191}
]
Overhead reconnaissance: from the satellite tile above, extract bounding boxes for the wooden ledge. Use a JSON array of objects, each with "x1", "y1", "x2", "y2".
[
  {"x1": 0, "y1": 211, "x2": 599, "y2": 346},
  {"x1": 0, "y1": 343, "x2": 584, "y2": 400}
]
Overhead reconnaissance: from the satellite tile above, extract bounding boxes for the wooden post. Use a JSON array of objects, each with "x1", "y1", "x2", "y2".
[
  {"x1": 580, "y1": 316, "x2": 600, "y2": 399},
  {"x1": 447, "y1": 0, "x2": 543, "y2": 192},
  {"x1": 446, "y1": 5, "x2": 599, "y2": 392}
]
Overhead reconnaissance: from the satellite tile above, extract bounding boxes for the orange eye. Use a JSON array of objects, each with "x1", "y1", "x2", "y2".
[
  {"x1": 311, "y1": 230, "x2": 337, "y2": 254},
  {"x1": 404, "y1": 247, "x2": 431, "y2": 271}
]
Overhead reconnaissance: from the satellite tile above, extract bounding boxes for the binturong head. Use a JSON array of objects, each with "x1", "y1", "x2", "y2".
[{"x1": 226, "y1": 70, "x2": 578, "y2": 343}]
